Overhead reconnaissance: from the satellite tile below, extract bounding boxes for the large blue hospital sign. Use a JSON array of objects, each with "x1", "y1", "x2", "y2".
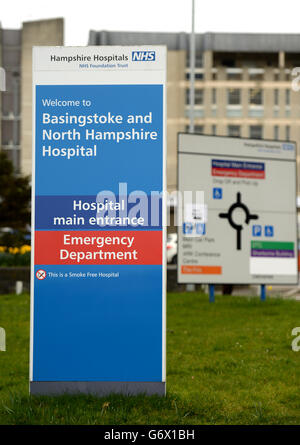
[{"x1": 30, "y1": 47, "x2": 166, "y2": 396}]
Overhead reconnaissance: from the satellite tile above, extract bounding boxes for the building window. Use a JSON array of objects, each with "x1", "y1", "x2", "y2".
[
  {"x1": 248, "y1": 69, "x2": 264, "y2": 81},
  {"x1": 185, "y1": 71, "x2": 204, "y2": 80},
  {"x1": 195, "y1": 89, "x2": 204, "y2": 105},
  {"x1": 186, "y1": 52, "x2": 203, "y2": 68},
  {"x1": 195, "y1": 54, "x2": 203, "y2": 68},
  {"x1": 227, "y1": 69, "x2": 242, "y2": 81},
  {"x1": 249, "y1": 88, "x2": 263, "y2": 105},
  {"x1": 286, "y1": 89, "x2": 290, "y2": 106},
  {"x1": 274, "y1": 71, "x2": 279, "y2": 81},
  {"x1": 286, "y1": 126, "x2": 290, "y2": 141},
  {"x1": 185, "y1": 125, "x2": 204, "y2": 134},
  {"x1": 186, "y1": 88, "x2": 190, "y2": 105},
  {"x1": 212, "y1": 88, "x2": 216, "y2": 105},
  {"x1": 195, "y1": 125, "x2": 204, "y2": 133},
  {"x1": 248, "y1": 108, "x2": 264, "y2": 118},
  {"x1": 186, "y1": 89, "x2": 204, "y2": 105},
  {"x1": 195, "y1": 72, "x2": 204, "y2": 80},
  {"x1": 274, "y1": 89, "x2": 279, "y2": 106},
  {"x1": 227, "y1": 88, "x2": 241, "y2": 105},
  {"x1": 250, "y1": 125, "x2": 263, "y2": 139},
  {"x1": 228, "y1": 125, "x2": 241, "y2": 138},
  {"x1": 274, "y1": 125, "x2": 279, "y2": 140},
  {"x1": 227, "y1": 73, "x2": 242, "y2": 81},
  {"x1": 212, "y1": 70, "x2": 218, "y2": 80},
  {"x1": 212, "y1": 124, "x2": 217, "y2": 135}
]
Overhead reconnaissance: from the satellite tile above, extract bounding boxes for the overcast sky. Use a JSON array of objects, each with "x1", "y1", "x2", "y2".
[{"x1": 1, "y1": 0, "x2": 300, "y2": 46}]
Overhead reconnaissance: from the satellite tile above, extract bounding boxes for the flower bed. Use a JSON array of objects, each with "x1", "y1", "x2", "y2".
[{"x1": 0, "y1": 245, "x2": 31, "y2": 266}]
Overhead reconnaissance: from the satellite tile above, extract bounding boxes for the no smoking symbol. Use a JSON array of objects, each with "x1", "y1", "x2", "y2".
[{"x1": 36, "y1": 269, "x2": 47, "y2": 280}]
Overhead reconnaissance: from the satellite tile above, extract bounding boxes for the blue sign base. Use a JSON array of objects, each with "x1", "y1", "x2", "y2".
[{"x1": 30, "y1": 381, "x2": 166, "y2": 396}]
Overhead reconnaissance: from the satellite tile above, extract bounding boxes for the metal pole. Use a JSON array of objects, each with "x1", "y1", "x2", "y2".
[
  {"x1": 189, "y1": 0, "x2": 195, "y2": 133},
  {"x1": 209, "y1": 284, "x2": 215, "y2": 303},
  {"x1": 188, "y1": 0, "x2": 196, "y2": 292},
  {"x1": 260, "y1": 284, "x2": 266, "y2": 301}
]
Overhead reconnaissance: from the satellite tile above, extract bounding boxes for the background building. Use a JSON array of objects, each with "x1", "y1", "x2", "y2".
[
  {"x1": 0, "y1": 18, "x2": 64, "y2": 175},
  {"x1": 89, "y1": 31, "x2": 300, "y2": 194}
]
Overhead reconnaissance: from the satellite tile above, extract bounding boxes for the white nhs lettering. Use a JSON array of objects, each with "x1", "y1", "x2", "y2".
[{"x1": 132, "y1": 51, "x2": 156, "y2": 61}]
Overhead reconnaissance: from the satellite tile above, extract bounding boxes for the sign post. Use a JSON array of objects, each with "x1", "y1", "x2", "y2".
[
  {"x1": 261, "y1": 284, "x2": 266, "y2": 302},
  {"x1": 178, "y1": 134, "x2": 298, "y2": 290},
  {"x1": 209, "y1": 284, "x2": 215, "y2": 303},
  {"x1": 30, "y1": 46, "x2": 166, "y2": 396}
]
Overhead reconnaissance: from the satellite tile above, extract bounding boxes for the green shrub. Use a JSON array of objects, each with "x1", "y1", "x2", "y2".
[{"x1": 0, "y1": 251, "x2": 30, "y2": 267}]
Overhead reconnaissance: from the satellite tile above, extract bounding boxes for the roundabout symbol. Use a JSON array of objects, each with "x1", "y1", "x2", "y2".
[{"x1": 219, "y1": 192, "x2": 258, "y2": 250}]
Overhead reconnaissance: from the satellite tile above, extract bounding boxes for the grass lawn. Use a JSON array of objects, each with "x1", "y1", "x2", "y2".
[{"x1": 1, "y1": 291, "x2": 300, "y2": 424}]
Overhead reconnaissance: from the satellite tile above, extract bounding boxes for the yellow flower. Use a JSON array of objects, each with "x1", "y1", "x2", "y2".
[
  {"x1": 0, "y1": 244, "x2": 31, "y2": 254},
  {"x1": 9, "y1": 247, "x2": 19, "y2": 254},
  {"x1": 20, "y1": 245, "x2": 31, "y2": 254}
]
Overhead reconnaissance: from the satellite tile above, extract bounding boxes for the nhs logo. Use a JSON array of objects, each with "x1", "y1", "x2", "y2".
[
  {"x1": 282, "y1": 143, "x2": 294, "y2": 151},
  {"x1": 132, "y1": 51, "x2": 156, "y2": 62}
]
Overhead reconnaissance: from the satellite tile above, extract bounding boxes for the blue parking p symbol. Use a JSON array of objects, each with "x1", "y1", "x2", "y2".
[
  {"x1": 252, "y1": 225, "x2": 262, "y2": 237},
  {"x1": 183, "y1": 223, "x2": 194, "y2": 234}
]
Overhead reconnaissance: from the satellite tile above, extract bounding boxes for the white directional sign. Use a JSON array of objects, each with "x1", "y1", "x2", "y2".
[{"x1": 178, "y1": 134, "x2": 298, "y2": 284}]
